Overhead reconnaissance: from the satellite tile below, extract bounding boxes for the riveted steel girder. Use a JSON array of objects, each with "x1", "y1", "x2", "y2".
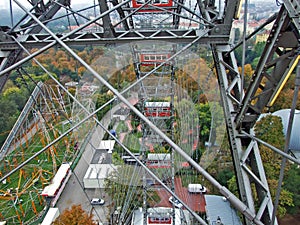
[
  {"x1": 236, "y1": 5, "x2": 300, "y2": 130},
  {"x1": 211, "y1": 43, "x2": 278, "y2": 225},
  {"x1": 0, "y1": 0, "x2": 71, "y2": 91}
]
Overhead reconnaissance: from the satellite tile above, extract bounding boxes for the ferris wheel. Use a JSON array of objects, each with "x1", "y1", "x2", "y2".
[{"x1": 0, "y1": 0, "x2": 299, "y2": 225}]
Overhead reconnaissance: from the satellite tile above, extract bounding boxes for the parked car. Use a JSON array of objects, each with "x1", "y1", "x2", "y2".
[
  {"x1": 169, "y1": 196, "x2": 183, "y2": 208},
  {"x1": 90, "y1": 198, "x2": 105, "y2": 205},
  {"x1": 188, "y1": 183, "x2": 207, "y2": 193}
]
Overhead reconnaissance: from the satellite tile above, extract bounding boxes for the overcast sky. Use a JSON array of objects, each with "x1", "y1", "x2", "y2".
[
  {"x1": 0, "y1": 0, "x2": 97, "y2": 10},
  {"x1": 0, "y1": 0, "x2": 275, "y2": 11}
]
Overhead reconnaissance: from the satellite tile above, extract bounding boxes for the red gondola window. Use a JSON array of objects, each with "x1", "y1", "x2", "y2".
[{"x1": 132, "y1": 0, "x2": 173, "y2": 10}]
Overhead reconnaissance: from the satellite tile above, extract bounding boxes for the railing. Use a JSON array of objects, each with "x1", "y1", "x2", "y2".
[{"x1": 0, "y1": 82, "x2": 43, "y2": 161}]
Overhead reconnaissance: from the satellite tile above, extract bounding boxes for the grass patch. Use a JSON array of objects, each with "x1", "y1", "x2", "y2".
[
  {"x1": 116, "y1": 121, "x2": 128, "y2": 133},
  {"x1": 122, "y1": 133, "x2": 141, "y2": 153}
]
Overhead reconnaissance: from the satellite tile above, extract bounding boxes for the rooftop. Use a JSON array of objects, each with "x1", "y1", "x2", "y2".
[{"x1": 205, "y1": 195, "x2": 242, "y2": 225}]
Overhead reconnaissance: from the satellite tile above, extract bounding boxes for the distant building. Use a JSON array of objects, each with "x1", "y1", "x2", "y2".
[
  {"x1": 255, "y1": 30, "x2": 270, "y2": 43},
  {"x1": 231, "y1": 18, "x2": 274, "y2": 44},
  {"x1": 79, "y1": 82, "x2": 99, "y2": 94},
  {"x1": 41, "y1": 208, "x2": 60, "y2": 225}
]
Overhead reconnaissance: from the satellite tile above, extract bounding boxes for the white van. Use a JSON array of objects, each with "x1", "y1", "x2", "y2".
[{"x1": 188, "y1": 183, "x2": 207, "y2": 193}]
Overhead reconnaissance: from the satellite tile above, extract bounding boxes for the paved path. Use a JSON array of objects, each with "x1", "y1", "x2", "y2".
[
  {"x1": 155, "y1": 177, "x2": 206, "y2": 213},
  {"x1": 56, "y1": 107, "x2": 118, "y2": 224}
]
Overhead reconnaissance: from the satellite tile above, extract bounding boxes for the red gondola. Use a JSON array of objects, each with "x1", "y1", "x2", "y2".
[
  {"x1": 132, "y1": 0, "x2": 173, "y2": 12},
  {"x1": 140, "y1": 53, "x2": 171, "y2": 66},
  {"x1": 144, "y1": 102, "x2": 171, "y2": 117},
  {"x1": 148, "y1": 216, "x2": 172, "y2": 224},
  {"x1": 146, "y1": 153, "x2": 171, "y2": 168},
  {"x1": 147, "y1": 208, "x2": 173, "y2": 224}
]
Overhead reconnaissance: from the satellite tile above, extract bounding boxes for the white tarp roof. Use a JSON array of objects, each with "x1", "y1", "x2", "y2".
[
  {"x1": 84, "y1": 164, "x2": 117, "y2": 180},
  {"x1": 97, "y1": 140, "x2": 115, "y2": 152}
]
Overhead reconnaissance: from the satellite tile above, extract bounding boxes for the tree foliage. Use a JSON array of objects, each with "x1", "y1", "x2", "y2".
[
  {"x1": 283, "y1": 164, "x2": 300, "y2": 215},
  {"x1": 94, "y1": 92, "x2": 114, "y2": 120},
  {"x1": 254, "y1": 115, "x2": 294, "y2": 217},
  {"x1": 217, "y1": 168, "x2": 234, "y2": 187},
  {"x1": 238, "y1": 63, "x2": 254, "y2": 89},
  {"x1": 53, "y1": 204, "x2": 97, "y2": 225},
  {"x1": 271, "y1": 74, "x2": 300, "y2": 111},
  {"x1": 195, "y1": 102, "x2": 224, "y2": 146},
  {"x1": 234, "y1": 40, "x2": 264, "y2": 68},
  {"x1": 195, "y1": 103, "x2": 211, "y2": 145},
  {"x1": 255, "y1": 115, "x2": 285, "y2": 149}
]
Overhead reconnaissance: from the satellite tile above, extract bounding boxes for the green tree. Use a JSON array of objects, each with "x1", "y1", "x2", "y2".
[
  {"x1": 227, "y1": 175, "x2": 238, "y2": 197},
  {"x1": 195, "y1": 103, "x2": 211, "y2": 145},
  {"x1": 283, "y1": 164, "x2": 300, "y2": 215},
  {"x1": 3, "y1": 86, "x2": 28, "y2": 111},
  {"x1": 217, "y1": 168, "x2": 234, "y2": 187},
  {"x1": 250, "y1": 41, "x2": 265, "y2": 69},
  {"x1": 94, "y1": 92, "x2": 113, "y2": 120},
  {"x1": 0, "y1": 97, "x2": 19, "y2": 145},
  {"x1": 191, "y1": 148, "x2": 202, "y2": 163},
  {"x1": 104, "y1": 165, "x2": 144, "y2": 221},
  {"x1": 195, "y1": 102, "x2": 224, "y2": 147},
  {"x1": 254, "y1": 115, "x2": 293, "y2": 217}
]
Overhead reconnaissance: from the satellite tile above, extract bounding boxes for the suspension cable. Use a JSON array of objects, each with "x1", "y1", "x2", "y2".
[
  {"x1": 271, "y1": 61, "x2": 300, "y2": 225},
  {"x1": 9, "y1": 0, "x2": 14, "y2": 27}
]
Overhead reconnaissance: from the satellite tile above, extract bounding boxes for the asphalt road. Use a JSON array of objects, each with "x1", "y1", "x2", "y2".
[{"x1": 56, "y1": 106, "x2": 120, "y2": 224}]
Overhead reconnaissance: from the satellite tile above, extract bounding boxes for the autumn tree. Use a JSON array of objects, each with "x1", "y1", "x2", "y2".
[
  {"x1": 53, "y1": 204, "x2": 97, "y2": 225},
  {"x1": 238, "y1": 63, "x2": 254, "y2": 89},
  {"x1": 271, "y1": 73, "x2": 300, "y2": 111}
]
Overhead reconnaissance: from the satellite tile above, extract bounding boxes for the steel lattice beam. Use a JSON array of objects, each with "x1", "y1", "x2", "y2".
[
  {"x1": 0, "y1": 0, "x2": 71, "y2": 91},
  {"x1": 0, "y1": 29, "x2": 229, "y2": 51},
  {"x1": 236, "y1": 5, "x2": 300, "y2": 130},
  {"x1": 0, "y1": 0, "x2": 299, "y2": 224},
  {"x1": 211, "y1": 43, "x2": 277, "y2": 225},
  {"x1": 210, "y1": 1, "x2": 300, "y2": 224}
]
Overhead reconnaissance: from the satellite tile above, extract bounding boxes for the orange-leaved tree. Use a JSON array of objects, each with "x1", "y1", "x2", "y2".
[{"x1": 53, "y1": 204, "x2": 98, "y2": 225}]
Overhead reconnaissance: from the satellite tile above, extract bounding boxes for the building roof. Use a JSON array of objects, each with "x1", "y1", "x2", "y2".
[
  {"x1": 41, "y1": 208, "x2": 60, "y2": 225},
  {"x1": 205, "y1": 195, "x2": 242, "y2": 225},
  {"x1": 97, "y1": 140, "x2": 115, "y2": 152},
  {"x1": 84, "y1": 164, "x2": 117, "y2": 180},
  {"x1": 91, "y1": 149, "x2": 112, "y2": 164}
]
